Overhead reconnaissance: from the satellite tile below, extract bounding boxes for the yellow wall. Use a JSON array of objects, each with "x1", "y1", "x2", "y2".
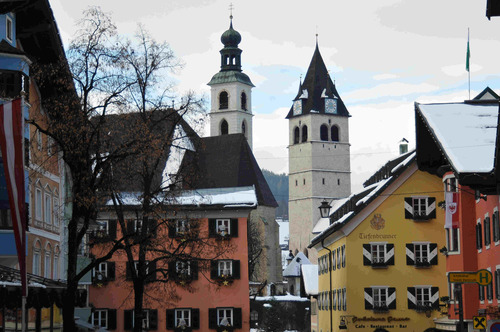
[{"x1": 316, "y1": 166, "x2": 448, "y2": 332}]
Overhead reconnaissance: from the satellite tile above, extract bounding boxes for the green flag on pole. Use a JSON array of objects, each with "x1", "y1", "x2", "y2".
[{"x1": 466, "y1": 34, "x2": 470, "y2": 72}]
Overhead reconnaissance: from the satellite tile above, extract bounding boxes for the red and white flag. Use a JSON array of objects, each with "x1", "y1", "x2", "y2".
[
  {"x1": 0, "y1": 99, "x2": 27, "y2": 296},
  {"x1": 445, "y1": 192, "x2": 460, "y2": 229}
]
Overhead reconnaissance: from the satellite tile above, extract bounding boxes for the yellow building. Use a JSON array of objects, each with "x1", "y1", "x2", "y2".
[{"x1": 309, "y1": 152, "x2": 448, "y2": 332}]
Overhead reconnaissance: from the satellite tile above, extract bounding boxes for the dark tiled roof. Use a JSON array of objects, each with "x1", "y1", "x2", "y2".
[
  {"x1": 181, "y1": 134, "x2": 278, "y2": 208},
  {"x1": 286, "y1": 44, "x2": 350, "y2": 119},
  {"x1": 0, "y1": 40, "x2": 25, "y2": 55}
]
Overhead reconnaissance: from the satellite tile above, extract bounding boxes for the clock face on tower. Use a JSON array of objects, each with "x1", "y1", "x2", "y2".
[
  {"x1": 293, "y1": 100, "x2": 302, "y2": 116},
  {"x1": 325, "y1": 98, "x2": 338, "y2": 114}
]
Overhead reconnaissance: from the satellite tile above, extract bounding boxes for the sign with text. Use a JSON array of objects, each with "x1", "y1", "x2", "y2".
[{"x1": 448, "y1": 270, "x2": 492, "y2": 286}]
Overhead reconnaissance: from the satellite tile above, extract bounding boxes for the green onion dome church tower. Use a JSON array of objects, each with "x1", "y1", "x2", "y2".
[
  {"x1": 287, "y1": 41, "x2": 352, "y2": 260},
  {"x1": 208, "y1": 14, "x2": 255, "y2": 149}
]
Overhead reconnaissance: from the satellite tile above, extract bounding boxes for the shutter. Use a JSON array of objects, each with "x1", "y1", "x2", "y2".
[
  {"x1": 426, "y1": 197, "x2": 436, "y2": 219},
  {"x1": 149, "y1": 309, "x2": 158, "y2": 330},
  {"x1": 496, "y1": 270, "x2": 500, "y2": 300},
  {"x1": 332, "y1": 251, "x2": 336, "y2": 270},
  {"x1": 431, "y1": 287, "x2": 440, "y2": 309},
  {"x1": 191, "y1": 261, "x2": 198, "y2": 280},
  {"x1": 147, "y1": 260, "x2": 156, "y2": 282},
  {"x1": 108, "y1": 220, "x2": 117, "y2": 239},
  {"x1": 232, "y1": 260, "x2": 240, "y2": 279},
  {"x1": 192, "y1": 308, "x2": 200, "y2": 329},
  {"x1": 337, "y1": 248, "x2": 341, "y2": 269},
  {"x1": 107, "y1": 262, "x2": 115, "y2": 281},
  {"x1": 108, "y1": 309, "x2": 117, "y2": 330},
  {"x1": 362, "y1": 244, "x2": 372, "y2": 266},
  {"x1": 230, "y1": 218, "x2": 238, "y2": 237},
  {"x1": 168, "y1": 261, "x2": 177, "y2": 281},
  {"x1": 148, "y1": 219, "x2": 157, "y2": 238},
  {"x1": 429, "y1": 243, "x2": 438, "y2": 265},
  {"x1": 385, "y1": 244, "x2": 395, "y2": 265},
  {"x1": 208, "y1": 219, "x2": 217, "y2": 237},
  {"x1": 405, "y1": 244, "x2": 415, "y2": 265},
  {"x1": 407, "y1": 287, "x2": 416, "y2": 309},
  {"x1": 167, "y1": 220, "x2": 176, "y2": 238},
  {"x1": 364, "y1": 288, "x2": 373, "y2": 310},
  {"x1": 124, "y1": 310, "x2": 133, "y2": 330},
  {"x1": 495, "y1": 212, "x2": 500, "y2": 242},
  {"x1": 208, "y1": 308, "x2": 217, "y2": 329},
  {"x1": 404, "y1": 197, "x2": 414, "y2": 219},
  {"x1": 342, "y1": 245, "x2": 346, "y2": 268},
  {"x1": 210, "y1": 261, "x2": 218, "y2": 279},
  {"x1": 166, "y1": 309, "x2": 175, "y2": 329},
  {"x1": 126, "y1": 262, "x2": 133, "y2": 280},
  {"x1": 126, "y1": 220, "x2": 135, "y2": 236},
  {"x1": 233, "y1": 308, "x2": 242, "y2": 328},
  {"x1": 343, "y1": 288, "x2": 347, "y2": 311},
  {"x1": 387, "y1": 287, "x2": 396, "y2": 309}
]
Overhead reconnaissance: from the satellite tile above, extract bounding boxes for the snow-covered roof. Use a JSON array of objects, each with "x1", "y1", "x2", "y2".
[
  {"x1": 417, "y1": 103, "x2": 498, "y2": 173},
  {"x1": 301, "y1": 265, "x2": 318, "y2": 295},
  {"x1": 253, "y1": 293, "x2": 309, "y2": 302},
  {"x1": 162, "y1": 124, "x2": 195, "y2": 186},
  {"x1": 106, "y1": 186, "x2": 258, "y2": 208},
  {"x1": 283, "y1": 252, "x2": 311, "y2": 277}
]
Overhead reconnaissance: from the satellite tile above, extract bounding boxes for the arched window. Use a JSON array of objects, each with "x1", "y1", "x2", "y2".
[
  {"x1": 270, "y1": 284, "x2": 276, "y2": 296},
  {"x1": 219, "y1": 91, "x2": 228, "y2": 109},
  {"x1": 220, "y1": 120, "x2": 228, "y2": 135},
  {"x1": 241, "y1": 92, "x2": 247, "y2": 110},
  {"x1": 320, "y1": 124, "x2": 328, "y2": 141},
  {"x1": 331, "y1": 125, "x2": 339, "y2": 142},
  {"x1": 44, "y1": 242, "x2": 52, "y2": 278},
  {"x1": 294, "y1": 127, "x2": 300, "y2": 144},
  {"x1": 33, "y1": 239, "x2": 42, "y2": 276},
  {"x1": 302, "y1": 125, "x2": 308, "y2": 143},
  {"x1": 242, "y1": 121, "x2": 246, "y2": 137}
]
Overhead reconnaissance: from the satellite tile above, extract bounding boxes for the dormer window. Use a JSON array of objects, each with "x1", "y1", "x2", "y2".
[
  {"x1": 219, "y1": 91, "x2": 228, "y2": 109},
  {"x1": 6, "y1": 16, "x2": 13, "y2": 43},
  {"x1": 241, "y1": 92, "x2": 247, "y2": 110}
]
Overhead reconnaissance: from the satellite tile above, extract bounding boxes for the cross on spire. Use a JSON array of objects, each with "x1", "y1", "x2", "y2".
[{"x1": 229, "y1": 3, "x2": 234, "y2": 20}]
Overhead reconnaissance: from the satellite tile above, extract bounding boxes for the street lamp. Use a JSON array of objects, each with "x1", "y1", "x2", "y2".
[{"x1": 319, "y1": 200, "x2": 332, "y2": 218}]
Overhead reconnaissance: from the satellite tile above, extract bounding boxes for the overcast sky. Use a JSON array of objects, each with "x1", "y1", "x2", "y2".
[{"x1": 50, "y1": 0, "x2": 500, "y2": 192}]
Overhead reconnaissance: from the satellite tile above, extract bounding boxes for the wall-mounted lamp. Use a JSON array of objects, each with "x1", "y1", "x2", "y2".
[{"x1": 319, "y1": 200, "x2": 332, "y2": 218}]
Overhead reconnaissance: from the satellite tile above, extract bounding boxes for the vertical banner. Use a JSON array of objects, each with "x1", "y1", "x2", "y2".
[
  {"x1": 0, "y1": 98, "x2": 27, "y2": 297},
  {"x1": 445, "y1": 192, "x2": 460, "y2": 229}
]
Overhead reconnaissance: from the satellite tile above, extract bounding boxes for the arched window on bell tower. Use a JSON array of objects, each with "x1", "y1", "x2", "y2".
[
  {"x1": 221, "y1": 119, "x2": 228, "y2": 135},
  {"x1": 294, "y1": 127, "x2": 300, "y2": 144},
  {"x1": 241, "y1": 92, "x2": 247, "y2": 110},
  {"x1": 331, "y1": 125, "x2": 339, "y2": 142},
  {"x1": 320, "y1": 124, "x2": 328, "y2": 141},
  {"x1": 302, "y1": 125, "x2": 308, "y2": 143},
  {"x1": 242, "y1": 120, "x2": 246, "y2": 137},
  {"x1": 219, "y1": 91, "x2": 228, "y2": 109}
]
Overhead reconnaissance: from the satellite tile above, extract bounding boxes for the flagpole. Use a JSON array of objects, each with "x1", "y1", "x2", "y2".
[{"x1": 467, "y1": 28, "x2": 470, "y2": 100}]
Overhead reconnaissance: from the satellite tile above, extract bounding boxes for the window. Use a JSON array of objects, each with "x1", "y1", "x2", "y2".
[
  {"x1": 35, "y1": 188, "x2": 42, "y2": 221},
  {"x1": 241, "y1": 92, "x2": 247, "y2": 110},
  {"x1": 220, "y1": 119, "x2": 228, "y2": 135},
  {"x1": 484, "y1": 216, "x2": 491, "y2": 247},
  {"x1": 0, "y1": 209, "x2": 12, "y2": 229},
  {"x1": 217, "y1": 308, "x2": 233, "y2": 327},
  {"x1": 302, "y1": 125, "x2": 308, "y2": 142},
  {"x1": 487, "y1": 270, "x2": 493, "y2": 301},
  {"x1": 495, "y1": 268, "x2": 500, "y2": 300},
  {"x1": 331, "y1": 125, "x2": 339, "y2": 142},
  {"x1": 363, "y1": 243, "x2": 395, "y2": 267},
  {"x1": 406, "y1": 243, "x2": 438, "y2": 266},
  {"x1": 479, "y1": 285, "x2": 485, "y2": 302},
  {"x1": 44, "y1": 193, "x2": 51, "y2": 224},
  {"x1": 337, "y1": 288, "x2": 342, "y2": 310},
  {"x1": 219, "y1": 91, "x2": 228, "y2": 109},
  {"x1": 337, "y1": 247, "x2": 341, "y2": 269},
  {"x1": 250, "y1": 310, "x2": 258, "y2": 321},
  {"x1": 216, "y1": 219, "x2": 230, "y2": 236},
  {"x1": 373, "y1": 288, "x2": 388, "y2": 311},
  {"x1": 320, "y1": 125, "x2": 328, "y2": 141},
  {"x1": 211, "y1": 260, "x2": 240, "y2": 280},
  {"x1": 166, "y1": 308, "x2": 199, "y2": 329},
  {"x1": 175, "y1": 309, "x2": 190, "y2": 328},
  {"x1": 33, "y1": 249, "x2": 40, "y2": 275},
  {"x1": 176, "y1": 261, "x2": 191, "y2": 276},
  {"x1": 332, "y1": 250, "x2": 336, "y2": 270},
  {"x1": 47, "y1": 137, "x2": 53, "y2": 155},
  {"x1": 53, "y1": 197, "x2": 59, "y2": 227},
  {"x1": 493, "y1": 211, "x2": 500, "y2": 242},
  {"x1": 343, "y1": 288, "x2": 347, "y2": 310},
  {"x1": 44, "y1": 247, "x2": 51, "y2": 278},
  {"x1": 6, "y1": 16, "x2": 13, "y2": 42},
  {"x1": 404, "y1": 197, "x2": 436, "y2": 220},
  {"x1": 294, "y1": 127, "x2": 300, "y2": 144},
  {"x1": 124, "y1": 309, "x2": 157, "y2": 330},
  {"x1": 415, "y1": 287, "x2": 432, "y2": 309},
  {"x1": 176, "y1": 219, "x2": 189, "y2": 235},
  {"x1": 445, "y1": 177, "x2": 458, "y2": 192},
  {"x1": 341, "y1": 245, "x2": 346, "y2": 268},
  {"x1": 93, "y1": 309, "x2": 108, "y2": 329},
  {"x1": 241, "y1": 121, "x2": 246, "y2": 137},
  {"x1": 365, "y1": 287, "x2": 396, "y2": 311},
  {"x1": 37, "y1": 131, "x2": 42, "y2": 151},
  {"x1": 94, "y1": 262, "x2": 108, "y2": 279},
  {"x1": 126, "y1": 260, "x2": 155, "y2": 282},
  {"x1": 209, "y1": 218, "x2": 237, "y2": 238},
  {"x1": 446, "y1": 228, "x2": 460, "y2": 252},
  {"x1": 408, "y1": 286, "x2": 438, "y2": 311},
  {"x1": 218, "y1": 260, "x2": 232, "y2": 277},
  {"x1": 53, "y1": 255, "x2": 59, "y2": 280},
  {"x1": 477, "y1": 220, "x2": 483, "y2": 250}
]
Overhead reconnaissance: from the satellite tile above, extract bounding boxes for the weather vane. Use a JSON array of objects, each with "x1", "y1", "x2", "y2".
[{"x1": 229, "y1": 3, "x2": 234, "y2": 19}]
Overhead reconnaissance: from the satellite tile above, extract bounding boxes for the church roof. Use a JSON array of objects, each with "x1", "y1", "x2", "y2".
[
  {"x1": 180, "y1": 134, "x2": 278, "y2": 208},
  {"x1": 207, "y1": 70, "x2": 254, "y2": 86},
  {"x1": 286, "y1": 44, "x2": 350, "y2": 119}
]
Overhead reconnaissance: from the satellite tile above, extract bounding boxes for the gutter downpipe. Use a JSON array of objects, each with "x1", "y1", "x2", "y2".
[{"x1": 321, "y1": 239, "x2": 333, "y2": 332}]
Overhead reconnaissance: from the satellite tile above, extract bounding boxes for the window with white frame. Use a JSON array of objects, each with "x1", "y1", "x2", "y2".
[
  {"x1": 95, "y1": 220, "x2": 109, "y2": 238},
  {"x1": 94, "y1": 262, "x2": 108, "y2": 279},
  {"x1": 493, "y1": 210, "x2": 500, "y2": 242},
  {"x1": 476, "y1": 219, "x2": 483, "y2": 250},
  {"x1": 53, "y1": 255, "x2": 59, "y2": 279},
  {"x1": 414, "y1": 243, "x2": 430, "y2": 265},
  {"x1": 6, "y1": 16, "x2": 13, "y2": 43},
  {"x1": 218, "y1": 260, "x2": 232, "y2": 277},
  {"x1": 371, "y1": 244, "x2": 386, "y2": 264},
  {"x1": 33, "y1": 248, "x2": 41, "y2": 276},
  {"x1": 373, "y1": 288, "x2": 387, "y2": 308},
  {"x1": 337, "y1": 288, "x2": 341, "y2": 309},
  {"x1": 93, "y1": 309, "x2": 108, "y2": 329},
  {"x1": 176, "y1": 219, "x2": 189, "y2": 235},
  {"x1": 216, "y1": 219, "x2": 230, "y2": 236},
  {"x1": 487, "y1": 268, "x2": 493, "y2": 301},
  {"x1": 413, "y1": 197, "x2": 427, "y2": 217},
  {"x1": 343, "y1": 288, "x2": 347, "y2": 310},
  {"x1": 217, "y1": 308, "x2": 232, "y2": 326},
  {"x1": 37, "y1": 131, "x2": 42, "y2": 151},
  {"x1": 44, "y1": 247, "x2": 51, "y2": 278},
  {"x1": 446, "y1": 228, "x2": 460, "y2": 252},
  {"x1": 416, "y1": 287, "x2": 432, "y2": 307},
  {"x1": 176, "y1": 261, "x2": 191, "y2": 277},
  {"x1": 141, "y1": 310, "x2": 150, "y2": 329},
  {"x1": 35, "y1": 188, "x2": 42, "y2": 221},
  {"x1": 484, "y1": 216, "x2": 491, "y2": 247},
  {"x1": 175, "y1": 309, "x2": 191, "y2": 328},
  {"x1": 342, "y1": 245, "x2": 346, "y2": 267},
  {"x1": 495, "y1": 267, "x2": 500, "y2": 300},
  {"x1": 44, "y1": 193, "x2": 51, "y2": 224}
]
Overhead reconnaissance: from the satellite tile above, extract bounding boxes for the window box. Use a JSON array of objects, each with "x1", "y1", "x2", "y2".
[
  {"x1": 371, "y1": 258, "x2": 387, "y2": 268},
  {"x1": 211, "y1": 260, "x2": 240, "y2": 286},
  {"x1": 209, "y1": 219, "x2": 238, "y2": 239},
  {"x1": 92, "y1": 262, "x2": 115, "y2": 287},
  {"x1": 415, "y1": 302, "x2": 433, "y2": 313},
  {"x1": 373, "y1": 303, "x2": 389, "y2": 313},
  {"x1": 170, "y1": 261, "x2": 198, "y2": 285},
  {"x1": 415, "y1": 258, "x2": 431, "y2": 268}
]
